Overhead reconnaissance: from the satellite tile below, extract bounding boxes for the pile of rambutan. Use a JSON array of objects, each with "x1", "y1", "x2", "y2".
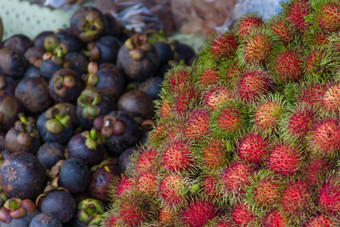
[{"x1": 103, "y1": 0, "x2": 339, "y2": 226}]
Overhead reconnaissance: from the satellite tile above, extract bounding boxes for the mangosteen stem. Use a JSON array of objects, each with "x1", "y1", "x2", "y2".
[
  {"x1": 19, "y1": 115, "x2": 28, "y2": 125},
  {"x1": 90, "y1": 129, "x2": 97, "y2": 140},
  {"x1": 9, "y1": 200, "x2": 19, "y2": 210},
  {"x1": 57, "y1": 48, "x2": 63, "y2": 58}
]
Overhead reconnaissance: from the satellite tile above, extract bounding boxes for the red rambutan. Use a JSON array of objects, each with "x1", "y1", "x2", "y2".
[
  {"x1": 159, "y1": 99, "x2": 172, "y2": 119},
  {"x1": 135, "y1": 149, "x2": 158, "y2": 174},
  {"x1": 306, "y1": 215, "x2": 333, "y2": 227},
  {"x1": 166, "y1": 69, "x2": 193, "y2": 93},
  {"x1": 181, "y1": 200, "x2": 218, "y2": 227},
  {"x1": 273, "y1": 50, "x2": 304, "y2": 83},
  {"x1": 320, "y1": 82, "x2": 340, "y2": 117},
  {"x1": 174, "y1": 88, "x2": 197, "y2": 117},
  {"x1": 136, "y1": 171, "x2": 159, "y2": 194},
  {"x1": 202, "y1": 138, "x2": 226, "y2": 170},
  {"x1": 238, "y1": 132, "x2": 270, "y2": 163},
  {"x1": 203, "y1": 87, "x2": 232, "y2": 110},
  {"x1": 269, "y1": 143, "x2": 302, "y2": 176},
  {"x1": 304, "y1": 158, "x2": 329, "y2": 186},
  {"x1": 298, "y1": 83, "x2": 327, "y2": 106},
  {"x1": 315, "y1": 2, "x2": 340, "y2": 32},
  {"x1": 281, "y1": 180, "x2": 311, "y2": 215},
  {"x1": 270, "y1": 17, "x2": 295, "y2": 45},
  {"x1": 158, "y1": 207, "x2": 179, "y2": 226},
  {"x1": 251, "y1": 175, "x2": 282, "y2": 209},
  {"x1": 159, "y1": 174, "x2": 188, "y2": 208},
  {"x1": 285, "y1": 0, "x2": 312, "y2": 31},
  {"x1": 199, "y1": 68, "x2": 221, "y2": 86},
  {"x1": 318, "y1": 176, "x2": 340, "y2": 215},
  {"x1": 235, "y1": 14, "x2": 264, "y2": 38},
  {"x1": 202, "y1": 174, "x2": 222, "y2": 201},
  {"x1": 243, "y1": 33, "x2": 273, "y2": 64},
  {"x1": 232, "y1": 203, "x2": 256, "y2": 226},
  {"x1": 115, "y1": 176, "x2": 136, "y2": 199},
  {"x1": 262, "y1": 210, "x2": 288, "y2": 227},
  {"x1": 184, "y1": 109, "x2": 211, "y2": 140},
  {"x1": 162, "y1": 141, "x2": 194, "y2": 172},
  {"x1": 225, "y1": 63, "x2": 243, "y2": 83},
  {"x1": 211, "y1": 32, "x2": 238, "y2": 59}
]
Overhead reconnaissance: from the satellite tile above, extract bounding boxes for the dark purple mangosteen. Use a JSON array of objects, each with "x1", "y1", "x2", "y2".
[
  {"x1": 94, "y1": 111, "x2": 140, "y2": 155},
  {"x1": 118, "y1": 146, "x2": 137, "y2": 172},
  {"x1": 174, "y1": 42, "x2": 196, "y2": 65},
  {"x1": 65, "y1": 52, "x2": 88, "y2": 75},
  {"x1": 33, "y1": 31, "x2": 54, "y2": 48},
  {"x1": 36, "y1": 103, "x2": 74, "y2": 144},
  {"x1": 3, "y1": 34, "x2": 33, "y2": 54},
  {"x1": 23, "y1": 65, "x2": 41, "y2": 79},
  {"x1": 117, "y1": 33, "x2": 160, "y2": 81},
  {"x1": 0, "y1": 152, "x2": 46, "y2": 199},
  {"x1": 15, "y1": 77, "x2": 52, "y2": 113},
  {"x1": 74, "y1": 198, "x2": 105, "y2": 226},
  {"x1": 138, "y1": 76, "x2": 163, "y2": 100},
  {"x1": 102, "y1": 13, "x2": 121, "y2": 37},
  {"x1": 0, "y1": 95, "x2": 23, "y2": 133},
  {"x1": 48, "y1": 68, "x2": 83, "y2": 104},
  {"x1": 76, "y1": 88, "x2": 116, "y2": 129},
  {"x1": 117, "y1": 90, "x2": 154, "y2": 122},
  {"x1": 4, "y1": 113, "x2": 41, "y2": 154},
  {"x1": 54, "y1": 29, "x2": 83, "y2": 53},
  {"x1": 39, "y1": 59, "x2": 63, "y2": 81},
  {"x1": 83, "y1": 62, "x2": 125, "y2": 100},
  {"x1": 66, "y1": 129, "x2": 105, "y2": 167},
  {"x1": 153, "y1": 41, "x2": 174, "y2": 66},
  {"x1": 70, "y1": 7, "x2": 105, "y2": 43},
  {"x1": 39, "y1": 190, "x2": 76, "y2": 223},
  {"x1": 139, "y1": 120, "x2": 155, "y2": 144},
  {"x1": 86, "y1": 36, "x2": 120, "y2": 64},
  {"x1": 24, "y1": 46, "x2": 45, "y2": 67},
  {"x1": 0, "y1": 75, "x2": 18, "y2": 96},
  {"x1": 89, "y1": 161, "x2": 120, "y2": 202},
  {"x1": 0, "y1": 47, "x2": 27, "y2": 79},
  {"x1": 0, "y1": 198, "x2": 38, "y2": 227},
  {"x1": 29, "y1": 213, "x2": 62, "y2": 227},
  {"x1": 36, "y1": 143, "x2": 64, "y2": 170}
]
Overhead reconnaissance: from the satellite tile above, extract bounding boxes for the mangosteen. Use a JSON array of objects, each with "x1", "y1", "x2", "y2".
[
  {"x1": 48, "y1": 68, "x2": 83, "y2": 104},
  {"x1": 43, "y1": 35, "x2": 60, "y2": 53},
  {"x1": 4, "y1": 34, "x2": 33, "y2": 54},
  {"x1": 76, "y1": 88, "x2": 116, "y2": 129},
  {"x1": 102, "y1": 13, "x2": 121, "y2": 37},
  {"x1": 54, "y1": 29, "x2": 83, "y2": 53},
  {"x1": 66, "y1": 129, "x2": 106, "y2": 166},
  {"x1": 33, "y1": 31, "x2": 54, "y2": 48},
  {"x1": 0, "y1": 75, "x2": 18, "y2": 96},
  {"x1": 0, "y1": 198, "x2": 38, "y2": 227},
  {"x1": 138, "y1": 76, "x2": 163, "y2": 100},
  {"x1": 38, "y1": 189, "x2": 76, "y2": 223},
  {"x1": 23, "y1": 65, "x2": 41, "y2": 79},
  {"x1": 39, "y1": 59, "x2": 63, "y2": 80},
  {"x1": 153, "y1": 41, "x2": 174, "y2": 66},
  {"x1": 70, "y1": 7, "x2": 105, "y2": 43},
  {"x1": 0, "y1": 95, "x2": 23, "y2": 132},
  {"x1": 117, "y1": 90, "x2": 154, "y2": 122},
  {"x1": 29, "y1": 213, "x2": 62, "y2": 227},
  {"x1": 4, "y1": 113, "x2": 41, "y2": 154},
  {"x1": 174, "y1": 41, "x2": 196, "y2": 65},
  {"x1": 117, "y1": 33, "x2": 160, "y2": 81},
  {"x1": 15, "y1": 77, "x2": 52, "y2": 113},
  {"x1": 36, "y1": 143, "x2": 64, "y2": 170},
  {"x1": 94, "y1": 111, "x2": 140, "y2": 155},
  {"x1": 49, "y1": 158, "x2": 90, "y2": 193},
  {"x1": 139, "y1": 120, "x2": 155, "y2": 144},
  {"x1": 65, "y1": 52, "x2": 88, "y2": 75},
  {"x1": 75, "y1": 198, "x2": 105, "y2": 226},
  {"x1": 0, "y1": 152, "x2": 46, "y2": 199},
  {"x1": 24, "y1": 46, "x2": 45, "y2": 67},
  {"x1": 83, "y1": 62, "x2": 125, "y2": 100},
  {"x1": 86, "y1": 36, "x2": 120, "y2": 64},
  {"x1": 118, "y1": 146, "x2": 137, "y2": 172},
  {"x1": 36, "y1": 103, "x2": 74, "y2": 144},
  {"x1": 89, "y1": 161, "x2": 120, "y2": 202},
  {"x1": 0, "y1": 47, "x2": 27, "y2": 79}
]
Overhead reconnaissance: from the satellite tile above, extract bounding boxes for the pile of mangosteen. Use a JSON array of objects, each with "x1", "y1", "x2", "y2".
[{"x1": 0, "y1": 6, "x2": 196, "y2": 226}]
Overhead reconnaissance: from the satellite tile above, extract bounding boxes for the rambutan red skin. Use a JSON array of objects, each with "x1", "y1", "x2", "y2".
[
  {"x1": 306, "y1": 215, "x2": 332, "y2": 227},
  {"x1": 168, "y1": 70, "x2": 192, "y2": 93},
  {"x1": 160, "y1": 174, "x2": 186, "y2": 207},
  {"x1": 137, "y1": 171, "x2": 159, "y2": 193},
  {"x1": 175, "y1": 88, "x2": 197, "y2": 116},
  {"x1": 274, "y1": 50, "x2": 304, "y2": 83},
  {"x1": 200, "y1": 68, "x2": 220, "y2": 86},
  {"x1": 236, "y1": 15, "x2": 264, "y2": 38},
  {"x1": 162, "y1": 141, "x2": 194, "y2": 172},
  {"x1": 222, "y1": 162, "x2": 254, "y2": 194},
  {"x1": 271, "y1": 18, "x2": 294, "y2": 45},
  {"x1": 321, "y1": 83, "x2": 340, "y2": 115},
  {"x1": 232, "y1": 203, "x2": 255, "y2": 226},
  {"x1": 244, "y1": 33, "x2": 272, "y2": 64},
  {"x1": 316, "y1": 3, "x2": 340, "y2": 32},
  {"x1": 305, "y1": 158, "x2": 329, "y2": 186},
  {"x1": 217, "y1": 106, "x2": 242, "y2": 133},
  {"x1": 281, "y1": 180, "x2": 311, "y2": 215},
  {"x1": 184, "y1": 109, "x2": 211, "y2": 140},
  {"x1": 299, "y1": 84, "x2": 327, "y2": 106},
  {"x1": 255, "y1": 101, "x2": 283, "y2": 131},
  {"x1": 211, "y1": 33, "x2": 238, "y2": 59},
  {"x1": 203, "y1": 175, "x2": 221, "y2": 199},
  {"x1": 287, "y1": 108, "x2": 315, "y2": 140},
  {"x1": 136, "y1": 149, "x2": 158, "y2": 174},
  {"x1": 269, "y1": 144, "x2": 301, "y2": 176},
  {"x1": 117, "y1": 199, "x2": 149, "y2": 226},
  {"x1": 262, "y1": 210, "x2": 287, "y2": 227},
  {"x1": 203, "y1": 87, "x2": 231, "y2": 110},
  {"x1": 286, "y1": 0, "x2": 312, "y2": 31},
  {"x1": 116, "y1": 176, "x2": 136, "y2": 198},
  {"x1": 237, "y1": 71, "x2": 273, "y2": 103},
  {"x1": 203, "y1": 139, "x2": 225, "y2": 169},
  {"x1": 181, "y1": 200, "x2": 218, "y2": 227},
  {"x1": 318, "y1": 180, "x2": 340, "y2": 215},
  {"x1": 254, "y1": 177, "x2": 281, "y2": 207},
  {"x1": 238, "y1": 133, "x2": 269, "y2": 163}
]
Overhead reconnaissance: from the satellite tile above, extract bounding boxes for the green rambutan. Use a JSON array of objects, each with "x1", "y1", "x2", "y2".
[
  {"x1": 320, "y1": 82, "x2": 340, "y2": 117},
  {"x1": 135, "y1": 149, "x2": 159, "y2": 174},
  {"x1": 306, "y1": 214, "x2": 333, "y2": 227},
  {"x1": 268, "y1": 143, "x2": 303, "y2": 176},
  {"x1": 234, "y1": 13, "x2": 264, "y2": 38},
  {"x1": 318, "y1": 175, "x2": 340, "y2": 215},
  {"x1": 270, "y1": 16, "x2": 296, "y2": 45},
  {"x1": 199, "y1": 68, "x2": 221, "y2": 87},
  {"x1": 307, "y1": 119, "x2": 340, "y2": 157},
  {"x1": 262, "y1": 210, "x2": 288, "y2": 227},
  {"x1": 236, "y1": 69, "x2": 273, "y2": 103},
  {"x1": 211, "y1": 32, "x2": 238, "y2": 59},
  {"x1": 237, "y1": 132, "x2": 270, "y2": 163},
  {"x1": 181, "y1": 200, "x2": 218, "y2": 227},
  {"x1": 314, "y1": 1, "x2": 340, "y2": 32},
  {"x1": 281, "y1": 180, "x2": 312, "y2": 216},
  {"x1": 184, "y1": 108, "x2": 211, "y2": 140},
  {"x1": 201, "y1": 138, "x2": 226, "y2": 170},
  {"x1": 203, "y1": 87, "x2": 232, "y2": 110},
  {"x1": 162, "y1": 141, "x2": 194, "y2": 173},
  {"x1": 159, "y1": 173, "x2": 189, "y2": 208},
  {"x1": 283, "y1": 0, "x2": 313, "y2": 31},
  {"x1": 231, "y1": 203, "x2": 257, "y2": 226}
]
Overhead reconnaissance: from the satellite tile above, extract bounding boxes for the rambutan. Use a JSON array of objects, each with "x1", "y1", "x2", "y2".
[
  {"x1": 306, "y1": 215, "x2": 333, "y2": 227},
  {"x1": 232, "y1": 203, "x2": 256, "y2": 226},
  {"x1": 158, "y1": 207, "x2": 179, "y2": 226},
  {"x1": 238, "y1": 132, "x2": 270, "y2": 163},
  {"x1": 318, "y1": 176, "x2": 340, "y2": 215},
  {"x1": 235, "y1": 13, "x2": 264, "y2": 38},
  {"x1": 201, "y1": 138, "x2": 226, "y2": 170},
  {"x1": 298, "y1": 83, "x2": 327, "y2": 106},
  {"x1": 307, "y1": 119, "x2": 340, "y2": 157},
  {"x1": 268, "y1": 143, "x2": 302, "y2": 176},
  {"x1": 284, "y1": 0, "x2": 312, "y2": 31},
  {"x1": 181, "y1": 200, "x2": 218, "y2": 227},
  {"x1": 135, "y1": 149, "x2": 159, "y2": 174},
  {"x1": 270, "y1": 16, "x2": 295, "y2": 45},
  {"x1": 184, "y1": 109, "x2": 211, "y2": 140},
  {"x1": 320, "y1": 82, "x2": 340, "y2": 117},
  {"x1": 202, "y1": 174, "x2": 223, "y2": 201},
  {"x1": 159, "y1": 173, "x2": 188, "y2": 208},
  {"x1": 224, "y1": 62, "x2": 243, "y2": 84},
  {"x1": 115, "y1": 176, "x2": 136, "y2": 199},
  {"x1": 165, "y1": 68, "x2": 193, "y2": 93},
  {"x1": 236, "y1": 70, "x2": 273, "y2": 103},
  {"x1": 243, "y1": 32, "x2": 273, "y2": 64},
  {"x1": 211, "y1": 32, "x2": 238, "y2": 59},
  {"x1": 136, "y1": 171, "x2": 160, "y2": 194},
  {"x1": 159, "y1": 99, "x2": 172, "y2": 119},
  {"x1": 281, "y1": 180, "x2": 311, "y2": 216},
  {"x1": 162, "y1": 141, "x2": 194, "y2": 172},
  {"x1": 315, "y1": 2, "x2": 340, "y2": 32},
  {"x1": 304, "y1": 157, "x2": 329, "y2": 186},
  {"x1": 199, "y1": 68, "x2": 221, "y2": 87},
  {"x1": 262, "y1": 210, "x2": 288, "y2": 227},
  {"x1": 272, "y1": 50, "x2": 304, "y2": 83},
  {"x1": 203, "y1": 87, "x2": 232, "y2": 110},
  {"x1": 174, "y1": 88, "x2": 198, "y2": 117}
]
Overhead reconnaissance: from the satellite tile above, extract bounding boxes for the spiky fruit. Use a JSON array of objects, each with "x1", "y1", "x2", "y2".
[
  {"x1": 162, "y1": 141, "x2": 194, "y2": 172},
  {"x1": 232, "y1": 203, "x2": 256, "y2": 226},
  {"x1": 136, "y1": 171, "x2": 159, "y2": 194},
  {"x1": 242, "y1": 32, "x2": 273, "y2": 64},
  {"x1": 236, "y1": 70, "x2": 273, "y2": 103},
  {"x1": 225, "y1": 63, "x2": 243, "y2": 84},
  {"x1": 211, "y1": 32, "x2": 238, "y2": 59},
  {"x1": 238, "y1": 132, "x2": 270, "y2": 163},
  {"x1": 320, "y1": 82, "x2": 340, "y2": 117},
  {"x1": 270, "y1": 16, "x2": 295, "y2": 45},
  {"x1": 174, "y1": 88, "x2": 197, "y2": 117},
  {"x1": 181, "y1": 200, "x2": 218, "y2": 227},
  {"x1": 298, "y1": 83, "x2": 327, "y2": 106},
  {"x1": 262, "y1": 210, "x2": 288, "y2": 227},
  {"x1": 281, "y1": 180, "x2": 311, "y2": 216},
  {"x1": 166, "y1": 68, "x2": 193, "y2": 93},
  {"x1": 203, "y1": 87, "x2": 232, "y2": 110},
  {"x1": 272, "y1": 50, "x2": 304, "y2": 83},
  {"x1": 115, "y1": 176, "x2": 136, "y2": 199},
  {"x1": 202, "y1": 174, "x2": 223, "y2": 201},
  {"x1": 315, "y1": 2, "x2": 340, "y2": 32},
  {"x1": 184, "y1": 109, "x2": 211, "y2": 140},
  {"x1": 202, "y1": 138, "x2": 226, "y2": 170},
  {"x1": 306, "y1": 215, "x2": 333, "y2": 227},
  {"x1": 284, "y1": 0, "x2": 312, "y2": 31},
  {"x1": 199, "y1": 68, "x2": 221, "y2": 86},
  {"x1": 235, "y1": 14, "x2": 264, "y2": 38},
  {"x1": 269, "y1": 143, "x2": 302, "y2": 176},
  {"x1": 159, "y1": 174, "x2": 188, "y2": 208},
  {"x1": 158, "y1": 207, "x2": 179, "y2": 226},
  {"x1": 159, "y1": 99, "x2": 172, "y2": 119},
  {"x1": 135, "y1": 149, "x2": 158, "y2": 174},
  {"x1": 304, "y1": 158, "x2": 329, "y2": 186},
  {"x1": 308, "y1": 119, "x2": 340, "y2": 157},
  {"x1": 318, "y1": 176, "x2": 340, "y2": 215}
]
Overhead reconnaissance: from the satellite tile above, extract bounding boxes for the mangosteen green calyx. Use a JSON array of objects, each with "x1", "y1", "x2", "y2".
[
  {"x1": 0, "y1": 152, "x2": 46, "y2": 199},
  {"x1": 0, "y1": 198, "x2": 38, "y2": 226},
  {"x1": 37, "y1": 103, "x2": 73, "y2": 144},
  {"x1": 4, "y1": 113, "x2": 40, "y2": 154},
  {"x1": 77, "y1": 198, "x2": 105, "y2": 225},
  {"x1": 117, "y1": 33, "x2": 161, "y2": 81}
]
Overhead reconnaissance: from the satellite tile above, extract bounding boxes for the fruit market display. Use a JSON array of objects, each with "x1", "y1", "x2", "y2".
[
  {"x1": 102, "y1": 0, "x2": 340, "y2": 226},
  {"x1": 0, "y1": 5, "x2": 196, "y2": 227}
]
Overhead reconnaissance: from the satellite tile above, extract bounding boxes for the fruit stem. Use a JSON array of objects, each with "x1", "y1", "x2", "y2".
[
  {"x1": 19, "y1": 115, "x2": 28, "y2": 125},
  {"x1": 90, "y1": 129, "x2": 97, "y2": 140},
  {"x1": 9, "y1": 200, "x2": 19, "y2": 210}
]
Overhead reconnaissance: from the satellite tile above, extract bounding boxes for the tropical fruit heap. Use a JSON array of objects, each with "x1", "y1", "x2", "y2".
[{"x1": 103, "y1": 0, "x2": 340, "y2": 226}]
